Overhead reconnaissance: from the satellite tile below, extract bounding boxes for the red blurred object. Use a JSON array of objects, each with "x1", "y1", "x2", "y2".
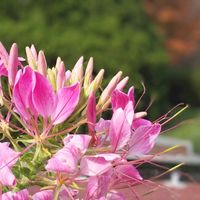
[{"x1": 144, "y1": 0, "x2": 200, "y2": 64}]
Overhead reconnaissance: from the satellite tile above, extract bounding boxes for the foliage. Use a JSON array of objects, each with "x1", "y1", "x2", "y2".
[{"x1": 0, "y1": 0, "x2": 168, "y2": 109}]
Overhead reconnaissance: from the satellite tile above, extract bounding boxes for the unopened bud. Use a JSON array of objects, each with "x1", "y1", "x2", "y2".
[
  {"x1": 56, "y1": 61, "x2": 65, "y2": 90},
  {"x1": 65, "y1": 70, "x2": 71, "y2": 86},
  {"x1": 98, "y1": 71, "x2": 122, "y2": 106},
  {"x1": 30, "y1": 44, "x2": 37, "y2": 60},
  {"x1": 55, "y1": 57, "x2": 62, "y2": 70},
  {"x1": 116, "y1": 76, "x2": 129, "y2": 91},
  {"x1": 25, "y1": 47, "x2": 37, "y2": 69},
  {"x1": 134, "y1": 112, "x2": 147, "y2": 119},
  {"x1": 47, "y1": 67, "x2": 57, "y2": 91},
  {"x1": 87, "y1": 69, "x2": 104, "y2": 96},
  {"x1": 38, "y1": 51, "x2": 47, "y2": 76},
  {"x1": 84, "y1": 57, "x2": 93, "y2": 90},
  {"x1": 8, "y1": 43, "x2": 18, "y2": 86},
  {"x1": 71, "y1": 56, "x2": 84, "y2": 83}
]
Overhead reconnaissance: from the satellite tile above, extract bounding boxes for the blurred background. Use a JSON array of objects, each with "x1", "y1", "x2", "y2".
[{"x1": 0, "y1": 0, "x2": 200, "y2": 198}]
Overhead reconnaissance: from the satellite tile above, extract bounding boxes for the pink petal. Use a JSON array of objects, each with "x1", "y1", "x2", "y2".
[
  {"x1": 109, "y1": 108, "x2": 131, "y2": 152},
  {"x1": 32, "y1": 71, "x2": 56, "y2": 118},
  {"x1": 132, "y1": 118, "x2": 152, "y2": 130},
  {"x1": 128, "y1": 86, "x2": 134, "y2": 106},
  {"x1": 111, "y1": 90, "x2": 129, "y2": 111},
  {"x1": 0, "y1": 42, "x2": 9, "y2": 64},
  {"x1": 45, "y1": 146, "x2": 81, "y2": 173},
  {"x1": 111, "y1": 87, "x2": 134, "y2": 111},
  {"x1": 63, "y1": 134, "x2": 91, "y2": 154},
  {"x1": 13, "y1": 67, "x2": 35, "y2": 120},
  {"x1": 87, "y1": 92, "x2": 96, "y2": 136},
  {"x1": 32, "y1": 190, "x2": 53, "y2": 200},
  {"x1": 2, "y1": 189, "x2": 29, "y2": 200},
  {"x1": 0, "y1": 166, "x2": 16, "y2": 186},
  {"x1": 128, "y1": 123, "x2": 161, "y2": 156},
  {"x1": 52, "y1": 83, "x2": 80, "y2": 124},
  {"x1": 0, "y1": 64, "x2": 8, "y2": 77}
]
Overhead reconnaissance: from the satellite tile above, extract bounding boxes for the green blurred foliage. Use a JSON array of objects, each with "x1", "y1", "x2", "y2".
[
  {"x1": 0, "y1": 0, "x2": 169, "y2": 116},
  {"x1": 1, "y1": 0, "x2": 200, "y2": 152}
]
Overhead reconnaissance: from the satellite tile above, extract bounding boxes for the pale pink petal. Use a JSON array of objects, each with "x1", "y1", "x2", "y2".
[
  {"x1": 45, "y1": 146, "x2": 81, "y2": 173},
  {"x1": 0, "y1": 166, "x2": 16, "y2": 186},
  {"x1": 2, "y1": 189, "x2": 29, "y2": 200},
  {"x1": 85, "y1": 174, "x2": 110, "y2": 199},
  {"x1": 109, "y1": 108, "x2": 131, "y2": 152},
  {"x1": 124, "y1": 101, "x2": 134, "y2": 125},
  {"x1": 128, "y1": 123, "x2": 161, "y2": 156},
  {"x1": 81, "y1": 154, "x2": 120, "y2": 176},
  {"x1": 95, "y1": 118, "x2": 110, "y2": 134},
  {"x1": 59, "y1": 186, "x2": 78, "y2": 200},
  {"x1": 32, "y1": 71, "x2": 56, "y2": 118},
  {"x1": 63, "y1": 134, "x2": 91, "y2": 154},
  {"x1": 52, "y1": 83, "x2": 80, "y2": 124},
  {"x1": 0, "y1": 142, "x2": 20, "y2": 167},
  {"x1": 32, "y1": 190, "x2": 53, "y2": 200},
  {"x1": 80, "y1": 156, "x2": 112, "y2": 176},
  {"x1": 115, "y1": 164, "x2": 142, "y2": 182}
]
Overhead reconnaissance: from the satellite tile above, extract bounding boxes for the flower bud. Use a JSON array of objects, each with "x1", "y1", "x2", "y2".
[
  {"x1": 84, "y1": 57, "x2": 93, "y2": 90},
  {"x1": 134, "y1": 111, "x2": 147, "y2": 119},
  {"x1": 25, "y1": 47, "x2": 37, "y2": 69},
  {"x1": 116, "y1": 76, "x2": 129, "y2": 91},
  {"x1": 98, "y1": 71, "x2": 122, "y2": 107},
  {"x1": 55, "y1": 57, "x2": 62, "y2": 70},
  {"x1": 30, "y1": 44, "x2": 37, "y2": 60},
  {"x1": 71, "y1": 56, "x2": 84, "y2": 84},
  {"x1": 8, "y1": 43, "x2": 18, "y2": 86},
  {"x1": 87, "y1": 69, "x2": 104, "y2": 96},
  {"x1": 65, "y1": 70, "x2": 71, "y2": 86},
  {"x1": 47, "y1": 67, "x2": 57, "y2": 91},
  {"x1": 38, "y1": 51, "x2": 47, "y2": 76},
  {"x1": 56, "y1": 61, "x2": 65, "y2": 90}
]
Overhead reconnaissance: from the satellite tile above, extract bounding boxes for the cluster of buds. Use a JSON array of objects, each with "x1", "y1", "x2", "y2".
[{"x1": 0, "y1": 42, "x2": 170, "y2": 200}]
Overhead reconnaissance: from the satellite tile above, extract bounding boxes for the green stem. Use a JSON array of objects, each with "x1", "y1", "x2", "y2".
[
  {"x1": 32, "y1": 143, "x2": 41, "y2": 162},
  {"x1": 53, "y1": 185, "x2": 61, "y2": 200}
]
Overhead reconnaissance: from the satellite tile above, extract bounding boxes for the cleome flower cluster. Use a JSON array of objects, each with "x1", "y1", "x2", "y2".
[{"x1": 0, "y1": 43, "x2": 162, "y2": 199}]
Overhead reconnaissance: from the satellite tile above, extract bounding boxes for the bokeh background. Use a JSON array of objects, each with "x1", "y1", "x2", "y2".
[{"x1": 0, "y1": 0, "x2": 200, "y2": 198}]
